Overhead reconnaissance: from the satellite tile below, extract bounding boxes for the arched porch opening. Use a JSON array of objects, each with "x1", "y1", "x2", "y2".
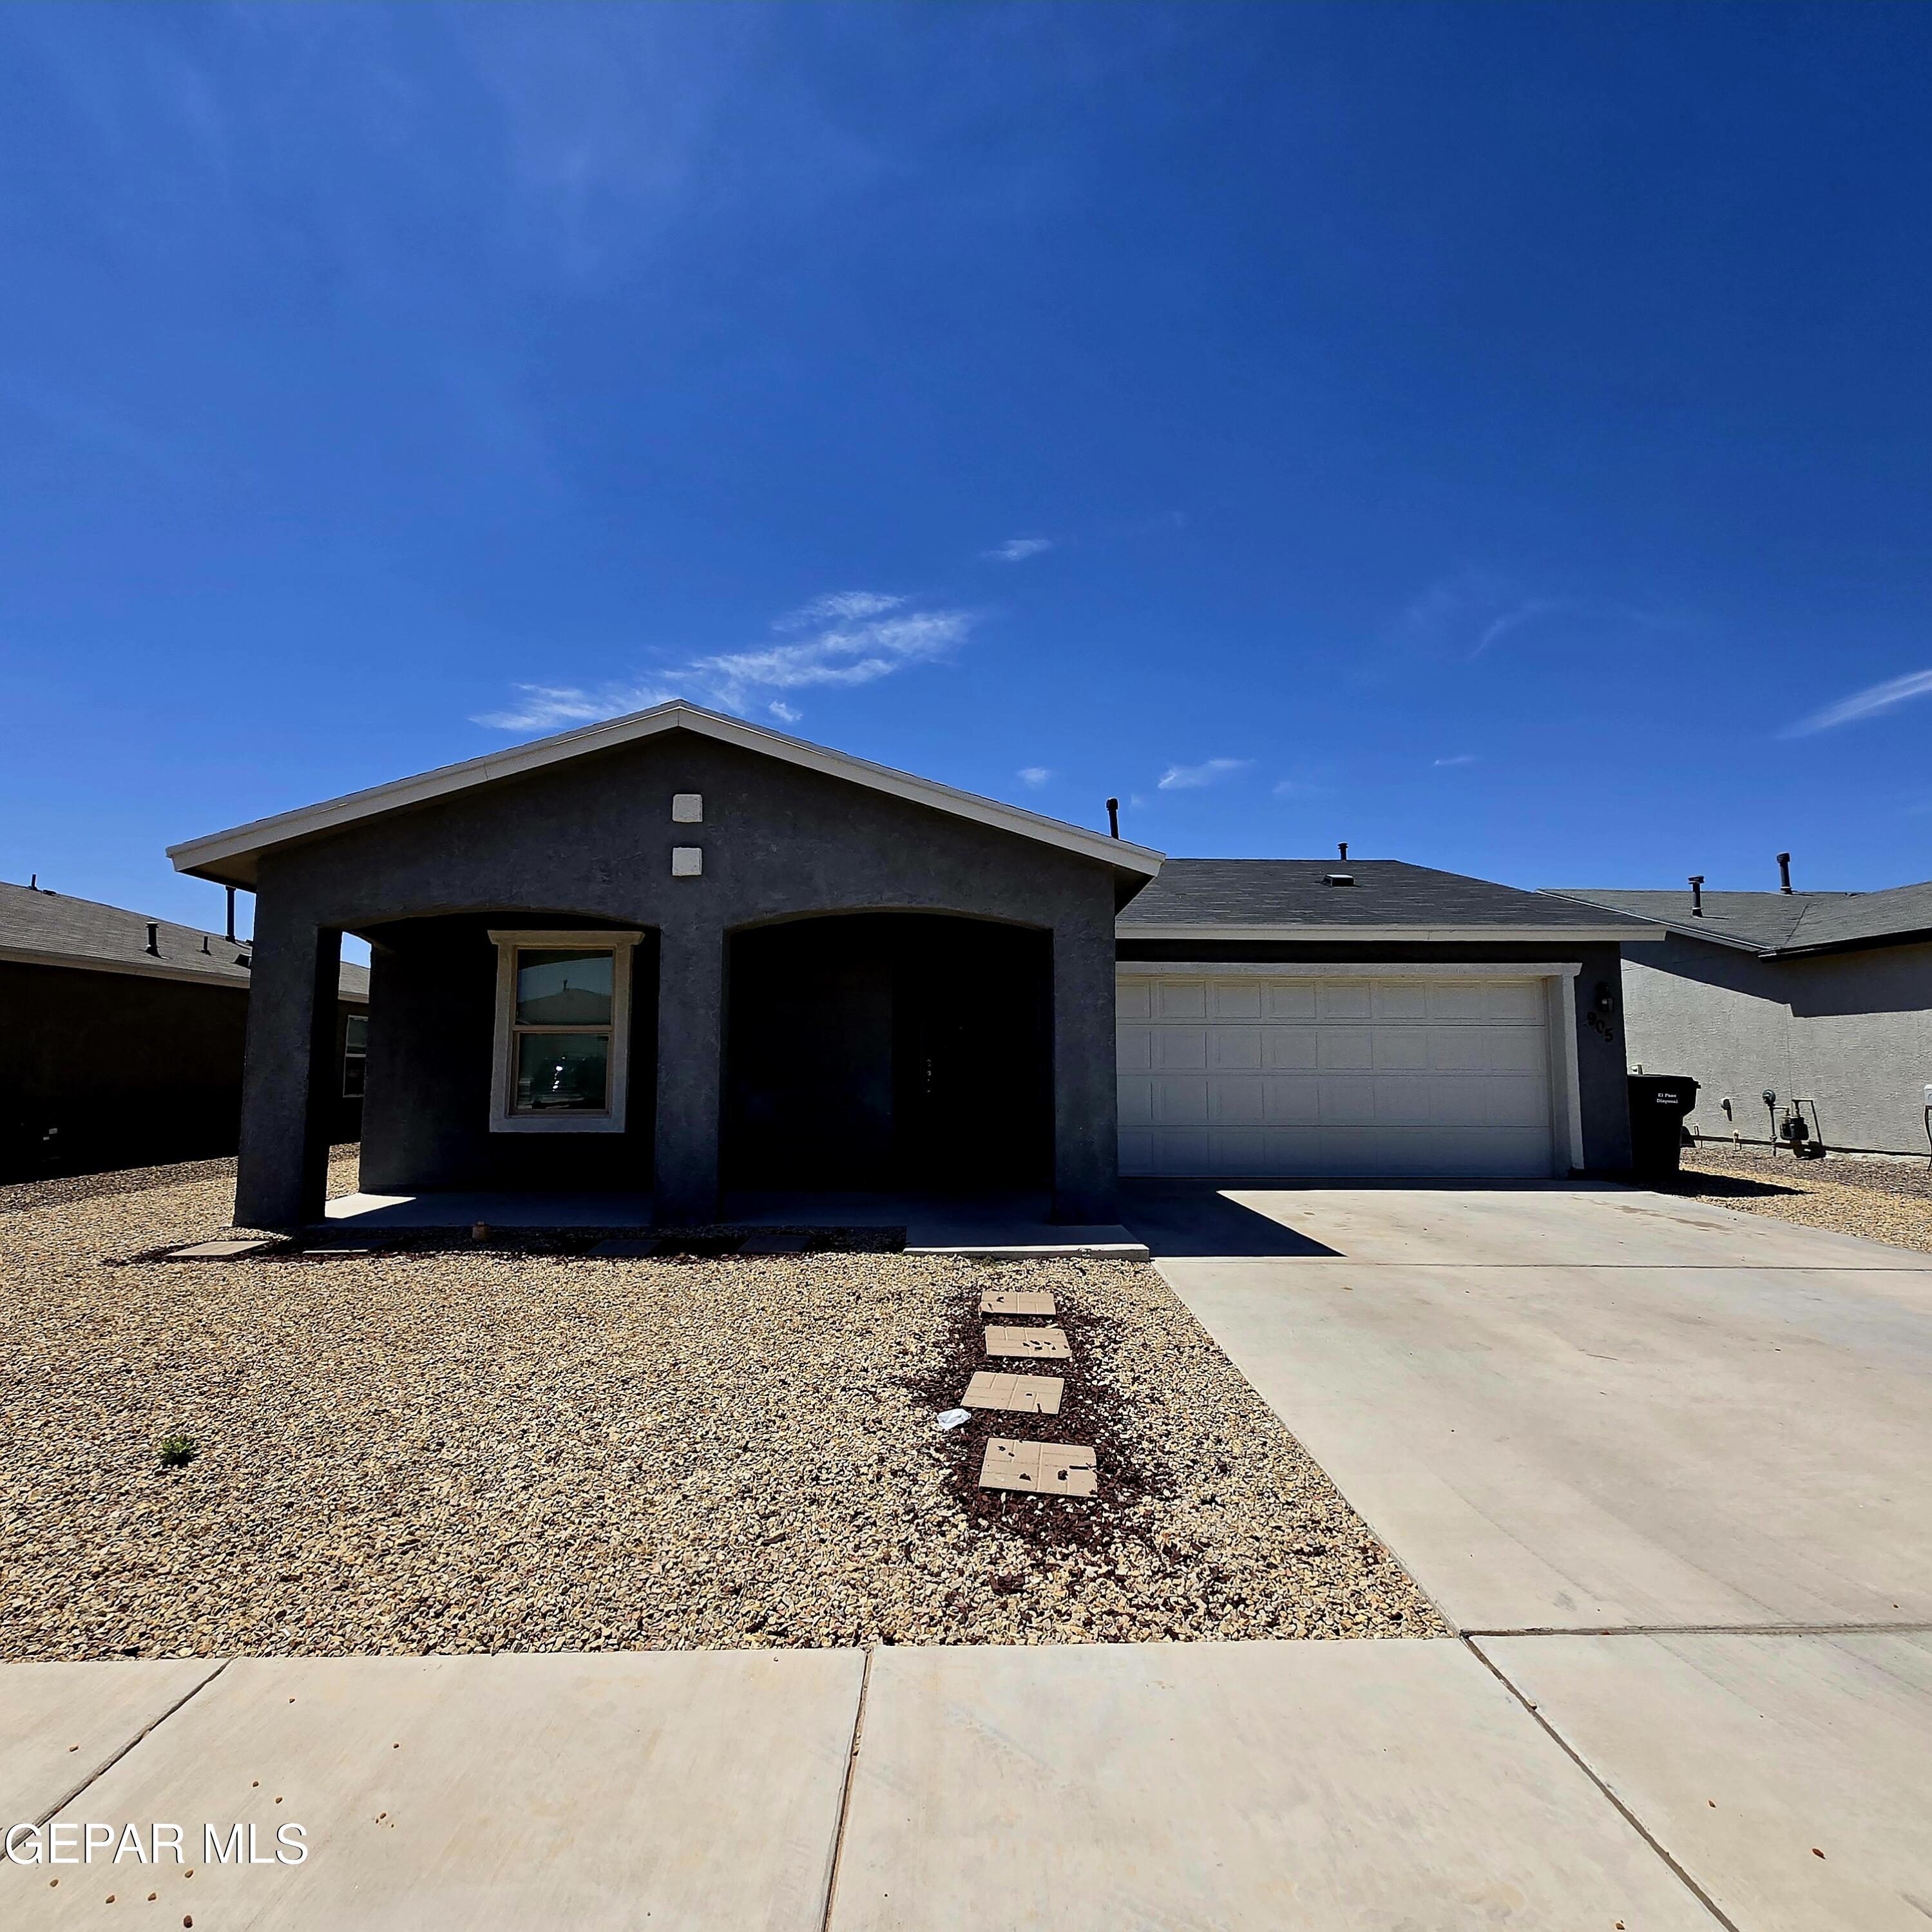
[{"x1": 723, "y1": 912, "x2": 1051, "y2": 1194}]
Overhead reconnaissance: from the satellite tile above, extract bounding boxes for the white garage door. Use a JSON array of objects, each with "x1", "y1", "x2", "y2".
[{"x1": 1117, "y1": 972, "x2": 1556, "y2": 1178}]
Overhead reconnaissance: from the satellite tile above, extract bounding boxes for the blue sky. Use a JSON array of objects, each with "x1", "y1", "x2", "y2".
[{"x1": 5, "y1": 2, "x2": 1932, "y2": 948}]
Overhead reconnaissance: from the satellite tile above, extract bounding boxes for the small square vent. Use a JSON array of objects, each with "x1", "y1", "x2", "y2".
[
  {"x1": 1323, "y1": 872, "x2": 1355, "y2": 886},
  {"x1": 671, "y1": 846, "x2": 703, "y2": 879},
  {"x1": 671, "y1": 793, "x2": 703, "y2": 824}
]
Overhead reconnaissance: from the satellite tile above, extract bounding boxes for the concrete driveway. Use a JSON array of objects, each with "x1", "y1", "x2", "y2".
[{"x1": 1139, "y1": 1179, "x2": 1932, "y2": 1932}]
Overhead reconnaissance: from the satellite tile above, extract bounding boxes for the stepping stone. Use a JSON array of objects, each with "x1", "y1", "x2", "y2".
[
  {"x1": 738, "y1": 1232, "x2": 812, "y2": 1255},
  {"x1": 962, "y1": 1372, "x2": 1063, "y2": 1416},
  {"x1": 978, "y1": 1437, "x2": 1098, "y2": 1498},
  {"x1": 980, "y1": 1288, "x2": 1056, "y2": 1317},
  {"x1": 164, "y1": 1239, "x2": 270, "y2": 1261},
  {"x1": 299, "y1": 1247, "x2": 377, "y2": 1259},
  {"x1": 984, "y1": 1325, "x2": 1071, "y2": 1361}
]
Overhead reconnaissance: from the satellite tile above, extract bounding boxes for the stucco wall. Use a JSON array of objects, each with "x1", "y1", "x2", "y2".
[
  {"x1": 1114, "y1": 939, "x2": 1634, "y2": 1172},
  {"x1": 1621, "y1": 934, "x2": 1932, "y2": 1154},
  {"x1": 236, "y1": 727, "x2": 1126, "y2": 1225}
]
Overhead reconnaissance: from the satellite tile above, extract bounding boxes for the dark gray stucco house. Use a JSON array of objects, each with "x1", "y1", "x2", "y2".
[
  {"x1": 169, "y1": 703, "x2": 1159, "y2": 1229},
  {"x1": 0, "y1": 878, "x2": 367, "y2": 1181},
  {"x1": 167, "y1": 704, "x2": 1656, "y2": 1226},
  {"x1": 1544, "y1": 877, "x2": 1932, "y2": 1156}
]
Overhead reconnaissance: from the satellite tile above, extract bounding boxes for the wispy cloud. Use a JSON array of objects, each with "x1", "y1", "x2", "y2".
[
  {"x1": 1017, "y1": 766, "x2": 1052, "y2": 787},
  {"x1": 981, "y1": 537, "x2": 1053, "y2": 563},
  {"x1": 1783, "y1": 667, "x2": 1932, "y2": 737},
  {"x1": 473, "y1": 591, "x2": 976, "y2": 732},
  {"x1": 1433, "y1": 753, "x2": 1478, "y2": 767},
  {"x1": 1158, "y1": 757, "x2": 1250, "y2": 791}
]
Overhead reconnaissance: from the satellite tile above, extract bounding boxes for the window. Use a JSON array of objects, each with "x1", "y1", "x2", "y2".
[
  {"x1": 342, "y1": 1012, "x2": 369, "y2": 1098},
  {"x1": 488, "y1": 930, "x2": 642, "y2": 1134}
]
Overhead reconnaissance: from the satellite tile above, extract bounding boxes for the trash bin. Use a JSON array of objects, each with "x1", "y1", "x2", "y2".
[{"x1": 1627, "y1": 1074, "x2": 1699, "y2": 1179}]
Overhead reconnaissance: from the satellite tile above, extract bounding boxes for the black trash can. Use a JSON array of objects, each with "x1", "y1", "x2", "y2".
[{"x1": 1627, "y1": 1074, "x2": 1699, "y2": 1179}]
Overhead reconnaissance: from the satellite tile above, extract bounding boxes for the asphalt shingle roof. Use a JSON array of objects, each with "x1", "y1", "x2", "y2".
[
  {"x1": 1542, "y1": 883, "x2": 1932, "y2": 957},
  {"x1": 0, "y1": 880, "x2": 370, "y2": 997},
  {"x1": 1118, "y1": 859, "x2": 1649, "y2": 933}
]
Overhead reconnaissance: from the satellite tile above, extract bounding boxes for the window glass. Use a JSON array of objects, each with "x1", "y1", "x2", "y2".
[
  {"x1": 343, "y1": 1013, "x2": 369, "y2": 1098},
  {"x1": 515, "y1": 1032, "x2": 611, "y2": 1112},
  {"x1": 515, "y1": 949, "x2": 613, "y2": 1027}
]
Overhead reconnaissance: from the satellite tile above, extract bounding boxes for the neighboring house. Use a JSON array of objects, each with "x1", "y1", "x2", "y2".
[
  {"x1": 165, "y1": 703, "x2": 1656, "y2": 1227},
  {"x1": 0, "y1": 879, "x2": 370, "y2": 1181},
  {"x1": 1542, "y1": 877, "x2": 1932, "y2": 1156}
]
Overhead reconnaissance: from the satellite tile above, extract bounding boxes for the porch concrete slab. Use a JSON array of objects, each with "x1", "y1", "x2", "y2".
[
  {"x1": 0, "y1": 1659, "x2": 222, "y2": 1826},
  {"x1": 1131, "y1": 1181, "x2": 1932, "y2": 1267},
  {"x1": 906, "y1": 1225, "x2": 1148, "y2": 1259},
  {"x1": 1478, "y1": 1631, "x2": 1932, "y2": 1932},
  {"x1": 15, "y1": 1650, "x2": 862, "y2": 1929},
  {"x1": 828, "y1": 1640, "x2": 1710, "y2": 1931},
  {"x1": 321, "y1": 1191, "x2": 654, "y2": 1229},
  {"x1": 1163, "y1": 1257, "x2": 1932, "y2": 1631}
]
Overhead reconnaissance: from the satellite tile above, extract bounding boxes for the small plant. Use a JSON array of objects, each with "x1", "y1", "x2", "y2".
[{"x1": 157, "y1": 1435, "x2": 199, "y2": 1469}]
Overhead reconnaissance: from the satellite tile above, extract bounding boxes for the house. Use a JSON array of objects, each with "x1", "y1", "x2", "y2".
[
  {"x1": 0, "y1": 878, "x2": 369, "y2": 1181},
  {"x1": 1543, "y1": 872, "x2": 1932, "y2": 1157},
  {"x1": 165, "y1": 703, "x2": 1656, "y2": 1227}
]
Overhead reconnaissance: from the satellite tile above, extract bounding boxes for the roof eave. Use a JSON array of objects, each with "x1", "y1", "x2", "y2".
[
  {"x1": 168, "y1": 701, "x2": 1163, "y2": 887},
  {"x1": 1113, "y1": 923, "x2": 1664, "y2": 943}
]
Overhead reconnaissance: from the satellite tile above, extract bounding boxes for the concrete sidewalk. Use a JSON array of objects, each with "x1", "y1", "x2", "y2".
[{"x1": 5, "y1": 1641, "x2": 1719, "y2": 1931}]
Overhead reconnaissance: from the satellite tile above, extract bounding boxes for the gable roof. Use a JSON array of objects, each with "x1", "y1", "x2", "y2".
[
  {"x1": 1544, "y1": 882, "x2": 1932, "y2": 959},
  {"x1": 0, "y1": 879, "x2": 370, "y2": 999},
  {"x1": 168, "y1": 701, "x2": 1163, "y2": 890},
  {"x1": 1118, "y1": 859, "x2": 1663, "y2": 942}
]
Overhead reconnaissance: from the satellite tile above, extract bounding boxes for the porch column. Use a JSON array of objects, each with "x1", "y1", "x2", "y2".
[
  {"x1": 234, "y1": 907, "x2": 342, "y2": 1229},
  {"x1": 1051, "y1": 909, "x2": 1120, "y2": 1224},
  {"x1": 653, "y1": 921, "x2": 723, "y2": 1225}
]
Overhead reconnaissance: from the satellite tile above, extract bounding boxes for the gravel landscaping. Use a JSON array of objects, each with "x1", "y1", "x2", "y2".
[
  {"x1": 0, "y1": 1154, "x2": 1444, "y2": 1659},
  {"x1": 1672, "y1": 1144, "x2": 1932, "y2": 1255}
]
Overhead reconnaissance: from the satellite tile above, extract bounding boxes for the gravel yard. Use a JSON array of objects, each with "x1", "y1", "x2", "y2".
[
  {"x1": 0, "y1": 1155, "x2": 1442, "y2": 1659},
  {"x1": 1670, "y1": 1145, "x2": 1932, "y2": 1256}
]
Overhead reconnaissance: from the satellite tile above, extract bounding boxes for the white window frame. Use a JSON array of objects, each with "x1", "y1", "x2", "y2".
[{"x1": 487, "y1": 929, "x2": 642, "y2": 1134}]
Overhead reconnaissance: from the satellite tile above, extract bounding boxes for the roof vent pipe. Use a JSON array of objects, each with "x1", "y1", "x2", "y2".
[
  {"x1": 1338, "y1": 841, "x2": 1348, "y2": 861},
  {"x1": 1777, "y1": 852, "x2": 1792, "y2": 894},
  {"x1": 1105, "y1": 798, "x2": 1120, "y2": 839},
  {"x1": 1688, "y1": 875, "x2": 1705, "y2": 917},
  {"x1": 145, "y1": 922, "x2": 160, "y2": 956}
]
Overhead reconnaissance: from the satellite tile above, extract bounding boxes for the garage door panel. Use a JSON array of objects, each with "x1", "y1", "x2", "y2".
[
  {"x1": 1153, "y1": 979, "x2": 1207, "y2": 1020},
  {"x1": 1484, "y1": 980, "x2": 1545, "y2": 1022},
  {"x1": 1207, "y1": 979, "x2": 1263, "y2": 1020},
  {"x1": 1265, "y1": 981, "x2": 1317, "y2": 1020},
  {"x1": 1372, "y1": 1075, "x2": 1438, "y2": 1123},
  {"x1": 1317, "y1": 981, "x2": 1372, "y2": 1020},
  {"x1": 1263, "y1": 1075, "x2": 1321, "y2": 1124},
  {"x1": 1370, "y1": 980, "x2": 1430, "y2": 1021},
  {"x1": 1117, "y1": 980, "x2": 1153, "y2": 1022},
  {"x1": 1154, "y1": 1028, "x2": 1209, "y2": 1071},
  {"x1": 1117, "y1": 1076, "x2": 1154, "y2": 1127},
  {"x1": 1150, "y1": 1076, "x2": 1210, "y2": 1125},
  {"x1": 1116, "y1": 1028, "x2": 1153, "y2": 1073},
  {"x1": 1316, "y1": 1027, "x2": 1376, "y2": 1070},
  {"x1": 1209, "y1": 1077, "x2": 1266, "y2": 1125},
  {"x1": 1372, "y1": 1029, "x2": 1432, "y2": 1072},
  {"x1": 1208, "y1": 1027, "x2": 1263, "y2": 1071},
  {"x1": 1263, "y1": 1029, "x2": 1318, "y2": 1071}
]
